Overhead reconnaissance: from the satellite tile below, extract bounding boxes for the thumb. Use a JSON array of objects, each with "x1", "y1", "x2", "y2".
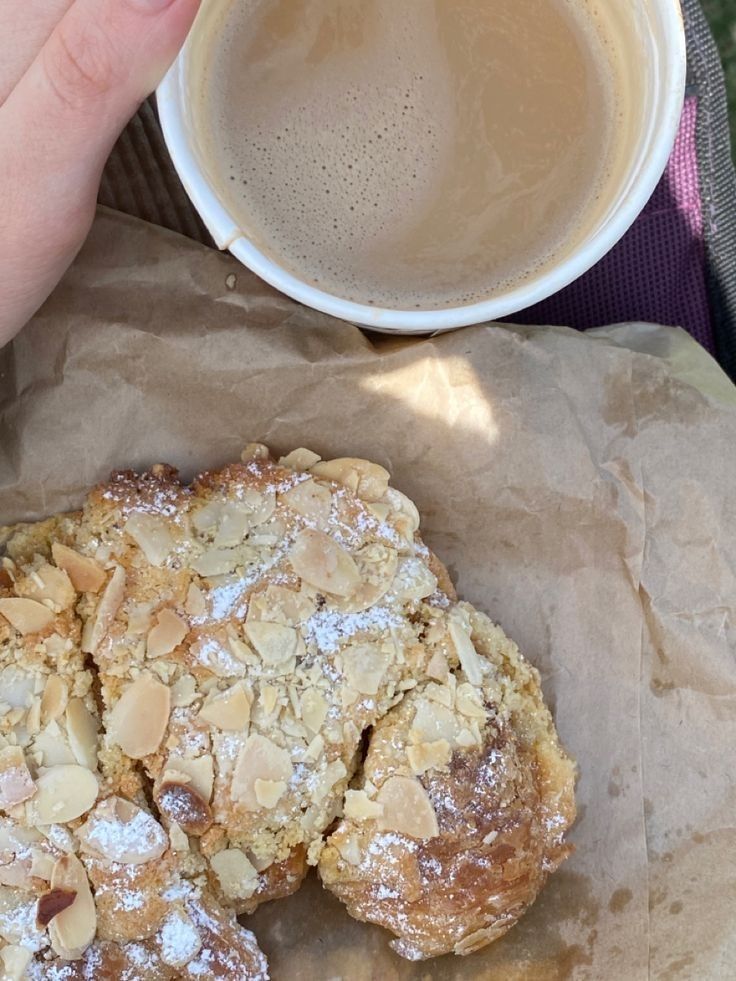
[{"x1": 0, "y1": 0, "x2": 200, "y2": 341}]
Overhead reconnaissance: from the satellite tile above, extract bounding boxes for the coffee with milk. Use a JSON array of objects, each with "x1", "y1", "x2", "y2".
[{"x1": 191, "y1": 0, "x2": 630, "y2": 310}]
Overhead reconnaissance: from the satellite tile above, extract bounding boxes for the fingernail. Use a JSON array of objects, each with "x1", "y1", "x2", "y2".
[{"x1": 127, "y1": 0, "x2": 177, "y2": 11}]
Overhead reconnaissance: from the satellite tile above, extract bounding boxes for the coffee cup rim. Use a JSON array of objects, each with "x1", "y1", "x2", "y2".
[{"x1": 157, "y1": 1, "x2": 686, "y2": 334}]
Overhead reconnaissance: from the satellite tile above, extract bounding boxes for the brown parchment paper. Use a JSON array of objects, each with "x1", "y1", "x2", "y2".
[{"x1": 1, "y1": 208, "x2": 735, "y2": 981}]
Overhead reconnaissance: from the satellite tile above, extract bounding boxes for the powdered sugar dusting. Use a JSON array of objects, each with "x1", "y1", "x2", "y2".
[{"x1": 304, "y1": 605, "x2": 401, "y2": 653}]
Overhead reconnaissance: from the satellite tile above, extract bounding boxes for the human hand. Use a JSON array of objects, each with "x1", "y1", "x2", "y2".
[{"x1": 0, "y1": 0, "x2": 200, "y2": 347}]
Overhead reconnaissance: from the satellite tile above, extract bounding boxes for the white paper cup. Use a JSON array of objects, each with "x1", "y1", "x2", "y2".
[{"x1": 157, "y1": 1, "x2": 686, "y2": 334}]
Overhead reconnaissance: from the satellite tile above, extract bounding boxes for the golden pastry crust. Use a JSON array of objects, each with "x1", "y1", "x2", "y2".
[
  {"x1": 318, "y1": 604, "x2": 576, "y2": 960},
  {"x1": 71, "y1": 449, "x2": 453, "y2": 913},
  {"x1": 0, "y1": 526, "x2": 269, "y2": 980}
]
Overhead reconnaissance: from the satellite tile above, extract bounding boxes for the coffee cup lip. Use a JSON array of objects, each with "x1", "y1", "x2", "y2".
[{"x1": 157, "y1": 1, "x2": 686, "y2": 334}]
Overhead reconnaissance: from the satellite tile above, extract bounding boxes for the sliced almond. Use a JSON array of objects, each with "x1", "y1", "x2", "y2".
[
  {"x1": 344, "y1": 789, "x2": 383, "y2": 822},
  {"x1": 51, "y1": 544, "x2": 106, "y2": 593},
  {"x1": 210, "y1": 848, "x2": 259, "y2": 901},
  {"x1": 279, "y1": 448, "x2": 321, "y2": 471},
  {"x1": 77, "y1": 797, "x2": 168, "y2": 864},
  {"x1": 81, "y1": 565, "x2": 125, "y2": 654},
  {"x1": 36, "y1": 888, "x2": 77, "y2": 927},
  {"x1": 15, "y1": 565, "x2": 76, "y2": 611},
  {"x1": 342, "y1": 644, "x2": 391, "y2": 696},
  {"x1": 48, "y1": 854, "x2": 96, "y2": 958},
  {"x1": 384, "y1": 488, "x2": 421, "y2": 539},
  {"x1": 407, "y1": 739, "x2": 452, "y2": 775},
  {"x1": 171, "y1": 674, "x2": 198, "y2": 708},
  {"x1": 213, "y1": 504, "x2": 251, "y2": 548},
  {"x1": 0, "y1": 598, "x2": 54, "y2": 636},
  {"x1": 254, "y1": 778, "x2": 286, "y2": 809},
  {"x1": 65, "y1": 699, "x2": 99, "y2": 771},
  {"x1": 185, "y1": 582, "x2": 207, "y2": 618},
  {"x1": 199, "y1": 684, "x2": 251, "y2": 731},
  {"x1": 27, "y1": 765, "x2": 97, "y2": 825},
  {"x1": 411, "y1": 699, "x2": 460, "y2": 745},
  {"x1": 124, "y1": 512, "x2": 175, "y2": 567},
  {"x1": 392, "y1": 557, "x2": 438, "y2": 601},
  {"x1": 30, "y1": 848, "x2": 56, "y2": 881},
  {"x1": 165, "y1": 755, "x2": 214, "y2": 801},
  {"x1": 449, "y1": 612, "x2": 485, "y2": 686},
  {"x1": 310, "y1": 458, "x2": 390, "y2": 502},
  {"x1": 335, "y1": 544, "x2": 398, "y2": 614},
  {"x1": 146, "y1": 609, "x2": 188, "y2": 659},
  {"x1": 40, "y1": 676, "x2": 68, "y2": 727},
  {"x1": 0, "y1": 746, "x2": 36, "y2": 808},
  {"x1": 107, "y1": 675, "x2": 170, "y2": 759},
  {"x1": 241, "y1": 443, "x2": 270, "y2": 462},
  {"x1": 455, "y1": 683, "x2": 488, "y2": 720},
  {"x1": 0, "y1": 945, "x2": 32, "y2": 980},
  {"x1": 245, "y1": 621, "x2": 298, "y2": 666},
  {"x1": 258, "y1": 685, "x2": 279, "y2": 715},
  {"x1": 191, "y1": 547, "x2": 241, "y2": 578},
  {"x1": 160, "y1": 909, "x2": 202, "y2": 968},
  {"x1": 169, "y1": 822, "x2": 189, "y2": 852},
  {"x1": 247, "y1": 584, "x2": 316, "y2": 627},
  {"x1": 231, "y1": 734, "x2": 293, "y2": 810},
  {"x1": 377, "y1": 775, "x2": 439, "y2": 839},
  {"x1": 280, "y1": 480, "x2": 333, "y2": 525},
  {"x1": 301, "y1": 688, "x2": 328, "y2": 735},
  {"x1": 156, "y1": 779, "x2": 213, "y2": 836},
  {"x1": 289, "y1": 530, "x2": 360, "y2": 597},
  {"x1": 426, "y1": 650, "x2": 449, "y2": 683}
]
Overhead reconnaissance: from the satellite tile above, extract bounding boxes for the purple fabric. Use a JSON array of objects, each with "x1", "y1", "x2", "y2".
[{"x1": 507, "y1": 97, "x2": 715, "y2": 353}]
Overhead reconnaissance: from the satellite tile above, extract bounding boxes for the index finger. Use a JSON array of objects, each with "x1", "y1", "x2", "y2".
[{"x1": 0, "y1": 0, "x2": 74, "y2": 105}]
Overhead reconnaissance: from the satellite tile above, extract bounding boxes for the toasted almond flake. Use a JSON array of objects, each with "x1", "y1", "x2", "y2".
[
  {"x1": 426, "y1": 650, "x2": 450, "y2": 683},
  {"x1": 107, "y1": 675, "x2": 170, "y2": 759},
  {"x1": 214, "y1": 505, "x2": 251, "y2": 548},
  {"x1": 456, "y1": 682, "x2": 488, "y2": 720},
  {"x1": 30, "y1": 848, "x2": 56, "y2": 881},
  {"x1": 314, "y1": 759, "x2": 347, "y2": 802},
  {"x1": 377, "y1": 775, "x2": 439, "y2": 839},
  {"x1": 456, "y1": 727, "x2": 479, "y2": 748},
  {"x1": 48, "y1": 854, "x2": 96, "y2": 958},
  {"x1": 124, "y1": 512, "x2": 175, "y2": 567},
  {"x1": 26, "y1": 697, "x2": 42, "y2": 736},
  {"x1": 78, "y1": 797, "x2": 168, "y2": 864},
  {"x1": 171, "y1": 674, "x2": 198, "y2": 707},
  {"x1": 241, "y1": 443, "x2": 270, "y2": 462},
  {"x1": 190, "y1": 548, "x2": 241, "y2": 577},
  {"x1": 51, "y1": 544, "x2": 105, "y2": 593},
  {"x1": 65, "y1": 699, "x2": 99, "y2": 770},
  {"x1": 157, "y1": 778, "x2": 213, "y2": 836},
  {"x1": 160, "y1": 909, "x2": 202, "y2": 968},
  {"x1": 231, "y1": 734, "x2": 293, "y2": 810},
  {"x1": 81, "y1": 565, "x2": 125, "y2": 654},
  {"x1": 343, "y1": 644, "x2": 390, "y2": 696},
  {"x1": 0, "y1": 598, "x2": 54, "y2": 636},
  {"x1": 27, "y1": 765, "x2": 97, "y2": 825},
  {"x1": 254, "y1": 778, "x2": 287, "y2": 809},
  {"x1": 210, "y1": 848, "x2": 259, "y2": 901},
  {"x1": 411, "y1": 700, "x2": 459, "y2": 745},
  {"x1": 289, "y1": 530, "x2": 360, "y2": 597},
  {"x1": 247, "y1": 584, "x2": 316, "y2": 627},
  {"x1": 301, "y1": 688, "x2": 328, "y2": 735},
  {"x1": 424, "y1": 681, "x2": 454, "y2": 708},
  {"x1": 37, "y1": 888, "x2": 77, "y2": 927},
  {"x1": 334, "y1": 834, "x2": 362, "y2": 866},
  {"x1": 259, "y1": 685, "x2": 279, "y2": 715},
  {"x1": 407, "y1": 739, "x2": 452, "y2": 775},
  {"x1": 279, "y1": 448, "x2": 322, "y2": 471},
  {"x1": 368, "y1": 502, "x2": 390, "y2": 522},
  {"x1": 454, "y1": 927, "x2": 496, "y2": 955},
  {"x1": 310, "y1": 458, "x2": 389, "y2": 502},
  {"x1": 304, "y1": 734, "x2": 324, "y2": 761},
  {"x1": 185, "y1": 583, "x2": 207, "y2": 618},
  {"x1": 344, "y1": 789, "x2": 383, "y2": 822},
  {"x1": 146, "y1": 609, "x2": 188, "y2": 659},
  {"x1": 199, "y1": 684, "x2": 250, "y2": 731},
  {"x1": 384, "y1": 488, "x2": 420, "y2": 538},
  {"x1": 0, "y1": 945, "x2": 32, "y2": 980},
  {"x1": 0, "y1": 746, "x2": 36, "y2": 807},
  {"x1": 40, "y1": 676, "x2": 68, "y2": 727},
  {"x1": 165, "y1": 755, "x2": 214, "y2": 801},
  {"x1": 245, "y1": 620, "x2": 298, "y2": 667},
  {"x1": 169, "y1": 822, "x2": 189, "y2": 852},
  {"x1": 449, "y1": 611, "x2": 485, "y2": 686},
  {"x1": 335, "y1": 544, "x2": 398, "y2": 614},
  {"x1": 16, "y1": 565, "x2": 76, "y2": 611},
  {"x1": 280, "y1": 480, "x2": 333, "y2": 525},
  {"x1": 392, "y1": 557, "x2": 438, "y2": 601}
]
